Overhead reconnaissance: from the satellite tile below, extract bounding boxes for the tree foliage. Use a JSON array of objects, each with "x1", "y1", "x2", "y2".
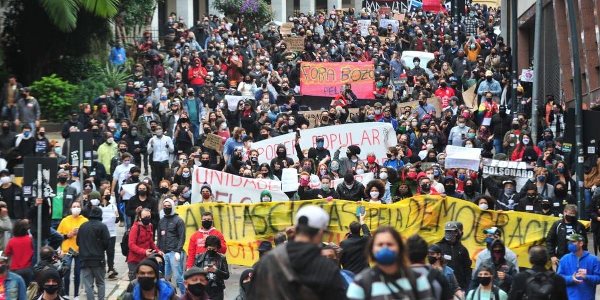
[
  {"x1": 39, "y1": 0, "x2": 119, "y2": 32},
  {"x1": 1, "y1": 0, "x2": 112, "y2": 83},
  {"x1": 29, "y1": 74, "x2": 77, "y2": 121},
  {"x1": 115, "y1": 0, "x2": 159, "y2": 46},
  {"x1": 213, "y1": 0, "x2": 272, "y2": 30}
]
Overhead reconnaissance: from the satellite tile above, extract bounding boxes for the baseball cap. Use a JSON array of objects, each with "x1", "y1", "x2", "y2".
[
  {"x1": 295, "y1": 205, "x2": 329, "y2": 231},
  {"x1": 567, "y1": 233, "x2": 584, "y2": 242},
  {"x1": 445, "y1": 222, "x2": 459, "y2": 231},
  {"x1": 485, "y1": 70, "x2": 493, "y2": 77},
  {"x1": 483, "y1": 227, "x2": 500, "y2": 236}
]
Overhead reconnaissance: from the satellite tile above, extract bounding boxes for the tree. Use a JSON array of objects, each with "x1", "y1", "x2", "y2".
[
  {"x1": 114, "y1": 0, "x2": 159, "y2": 46},
  {"x1": 213, "y1": 0, "x2": 272, "y2": 31},
  {"x1": 39, "y1": 0, "x2": 119, "y2": 32}
]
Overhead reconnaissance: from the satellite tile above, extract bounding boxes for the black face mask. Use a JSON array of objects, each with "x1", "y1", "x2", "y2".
[
  {"x1": 188, "y1": 282, "x2": 206, "y2": 296},
  {"x1": 420, "y1": 183, "x2": 431, "y2": 192},
  {"x1": 202, "y1": 220, "x2": 213, "y2": 229},
  {"x1": 141, "y1": 217, "x2": 151, "y2": 225},
  {"x1": 58, "y1": 177, "x2": 68, "y2": 184},
  {"x1": 464, "y1": 185, "x2": 475, "y2": 194},
  {"x1": 555, "y1": 188, "x2": 566, "y2": 197},
  {"x1": 1, "y1": 126, "x2": 9, "y2": 133},
  {"x1": 565, "y1": 215, "x2": 577, "y2": 223},
  {"x1": 201, "y1": 160, "x2": 210, "y2": 166},
  {"x1": 444, "y1": 185, "x2": 455, "y2": 194},
  {"x1": 159, "y1": 187, "x2": 169, "y2": 194},
  {"x1": 137, "y1": 190, "x2": 147, "y2": 196},
  {"x1": 43, "y1": 284, "x2": 60, "y2": 294},
  {"x1": 163, "y1": 207, "x2": 172, "y2": 215},
  {"x1": 427, "y1": 256, "x2": 438, "y2": 265},
  {"x1": 542, "y1": 203, "x2": 551, "y2": 210},
  {"x1": 477, "y1": 276, "x2": 492, "y2": 286},
  {"x1": 138, "y1": 276, "x2": 156, "y2": 291},
  {"x1": 277, "y1": 151, "x2": 285, "y2": 158}
]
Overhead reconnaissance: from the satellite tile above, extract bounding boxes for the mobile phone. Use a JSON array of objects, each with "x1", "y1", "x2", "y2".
[{"x1": 356, "y1": 206, "x2": 365, "y2": 217}]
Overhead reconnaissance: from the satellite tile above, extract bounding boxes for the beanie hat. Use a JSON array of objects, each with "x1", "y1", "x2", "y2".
[
  {"x1": 200, "y1": 182, "x2": 212, "y2": 193},
  {"x1": 88, "y1": 191, "x2": 101, "y2": 200},
  {"x1": 136, "y1": 258, "x2": 159, "y2": 278},
  {"x1": 259, "y1": 190, "x2": 272, "y2": 201},
  {"x1": 37, "y1": 268, "x2": 62, "y2": 287},
  {"x1": 348, "y1": 145, "x2": 361, "y2": 155}
]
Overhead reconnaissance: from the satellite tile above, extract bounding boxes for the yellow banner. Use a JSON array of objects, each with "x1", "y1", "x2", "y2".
[{"x1": 176, "y1": 196, "x2": 562, "y2": 268}]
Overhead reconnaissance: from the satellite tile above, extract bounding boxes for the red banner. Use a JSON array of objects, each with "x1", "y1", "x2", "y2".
[{"x1": 299, "y1": 62, "x2": 375, "y2": 99}]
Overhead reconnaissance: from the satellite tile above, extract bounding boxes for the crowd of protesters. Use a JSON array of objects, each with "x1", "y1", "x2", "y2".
[{"x1": 0, "y1": 1, "x2": 598, "y2": 299}]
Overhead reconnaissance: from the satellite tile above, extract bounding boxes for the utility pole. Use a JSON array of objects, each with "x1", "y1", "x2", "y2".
[
  {"x1": 510, "y1": 0, "x2": 518, "y2": 116},
  {"x1": 565, "y1": 0, "x2": 585, "y2": 218},
  {"x1": 531, "y1": 0, "x2": 543, "y2": 143}
]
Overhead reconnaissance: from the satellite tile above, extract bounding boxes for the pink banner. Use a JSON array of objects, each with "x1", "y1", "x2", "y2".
[{"x1": 300, "y1": 62, "x2": 375, "y2": 99}]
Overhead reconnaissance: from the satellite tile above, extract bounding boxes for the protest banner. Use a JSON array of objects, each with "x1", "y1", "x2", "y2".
[
  {"x1": 252, "y1": 132, "x2": 298, "y2": 165},
  {"x1": 378, "y1": 6, "x2": 392, "y2": 16},
  {"x1": 69, "y1": 132, "x2": 94, "y2": 167},
  {"x1": 482, "y1": 158, "x2": 534, "y2": 178},
  {"x1": 357, "y1": 19, "x2": 371, "y2": 36},
  {"x1": 378, "y1": 19, "x2": 400, "y2": 32},
  {"x1": 225, "y1": 95, "x2": 247, "y2": 111},
  {"x1": 203, "y1": 133, "x2": 223, "y2": 152},
  {"x1": 445, "y1": 145, "x2": 482, "y2": 171},
  {"x1": 299, "y1": 62, "x2": 375, "y2": 99},
  {"x1": 283, "y1": 36, "x2": 305, "y2": 52},
  {"x1": 191, "y1": 166, "x2": 289, "y2": 203},
  {"x1": 300, "y1": 108, "x2": 360, "y2": 128},
  {"x1": 252, "y1": 123, "x2": 396, "y2": 165},
  {"x1": 332, "y1": 172, "x2": 375, "y2": 188},
  {"x1": 22, "y1": 157, "x2": 58, "y2": 198},
  {"x1": 177, "y1": 196, "x2": 568, "y2": 268},
  {"x1": 394, "y1": 13, "x2": 405, "y2": 22},
  {"x1": 520, "y1": 69, "x2": 534, "y2": 82},
  {"x1": 397, "y1": 97, "x2": 443, "y2": 118}
]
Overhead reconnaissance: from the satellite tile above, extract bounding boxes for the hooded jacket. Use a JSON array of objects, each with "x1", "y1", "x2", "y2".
[
  {"x1": 336, "y1": 180, "x2": 365, "y2": 201},
  {"x1": 157, "y1": 211, "x2": 186, "y2": 253},
  {"x1": 470, "y1": 240, "x2": 517, "y2": 292},
  {"x1": 546, "y1": 218, "x2": 587, "y2": 259},
  {"x1": 77, "y1": 207, "x2": 110, "y2": 268},
  {"x1": 557, "y1": 251, "x2": 600, "y2": 300},
  {"x1": 269, "y1": 144, "x2": 294, "y2": 178},
  {"x1": 259, "y1": 190, "x2": 272, "y2": 202}
]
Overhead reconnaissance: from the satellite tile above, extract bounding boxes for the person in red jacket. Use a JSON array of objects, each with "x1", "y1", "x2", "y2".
[
  {"x1": 186, "y1": 211, "x2": 227, "y2": 269},
  {"x1": 127, "y1": 208, "x2": 163, "y2": 280},
  {"x1": 510, "y1": 133, "x2": 541, "y2": 163},
  {"x1": 5, "y1": 219, "x2": 33, "y2": 286},
  {"x1": 188, "y1": 58, "x2": 207, "y2": 95}
]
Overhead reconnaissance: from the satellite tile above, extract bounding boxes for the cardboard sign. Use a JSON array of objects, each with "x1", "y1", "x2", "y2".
[
  {"x1": 203, "y1": 133, "x2": 223, "y2": 152},
  {"x1": 462, "y1": 85, "x2": 477, "y2": 110},
  {"x1": 378, "y1": 6, "x2": 392, "y2": 16},
  {"x1": 283, "y1": 36, "x2": 305, "y2": 52},
  {"x1": 394, "y1": 13, "x2": 405, "y2": 22},
  {"x1": 445, "y1": 145, "x2": 482, "y2": 171},
  {"x1": 520, "y1": 69, "x2": 534, "y2": 82},
  {"x1": 280, "y1": 23, "x2": 293, "y2": 36},
  {"x1": 379, "y1": 19, "x2": 400, "y2": 32},
  {"x1": 300, "y1": 108, "x2": 360, "y2": 128},
  {"x1": 299, "y1": 61, "x2": 375, "y2": 99}
]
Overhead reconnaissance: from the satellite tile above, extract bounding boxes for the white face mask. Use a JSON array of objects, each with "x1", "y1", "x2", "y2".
[
  {"x1": 356, "y1": 169, "x2": 365, "y2": 174},
  {"x1": 370, "y1": 191, "x2": 380, "y2": 199},
  {"x1": 427, "y1": 174, "x2": 434, "y2": 181},
  {"x1": 479, "y1": 203, "x2": 489, "y2": 210},
  {"x1": 71, "y1": 207, "x2": 81, "y2": 216},
  {"x1": 465, "y1": 144, "x2": 473, "y2": 148},
  {"x1": 106, "y1": 138, "x2": 114, "y2": 144},
  {"x1": 157, "y1": 82, "x2": 164, "y2": 88},
  {"x1": 90, "y1": 199, "x2": 100, "y2": 206},
  {"x1": 261, "y1": 197, "x2": 271, "y2": 202},
  {"x1": 380, "y1": 172, "x2": 388, "y2": 180}
]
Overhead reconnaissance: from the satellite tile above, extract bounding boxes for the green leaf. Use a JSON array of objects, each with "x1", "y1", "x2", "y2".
[
  {"x1": 39, "y1": 0, "x2": 79, "y2": 32},
  {"x1": 78, "y1": 0, "x2": 119, "y2": 18}
]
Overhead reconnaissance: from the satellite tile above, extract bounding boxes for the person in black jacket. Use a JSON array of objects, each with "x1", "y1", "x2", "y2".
[
  {"x1": 507, "y1": 246, "x2": 567, "y2": 300},
  {"x1": 489, "y1": 105, "x2": 512, "y2": 154},
  {"x1": 298, "y1": 176, "x2": 339, "y2": 200},
  {"x1": 340, "y1": 219, "x2": 370, "y2": 274},
  {"x1": 436, "y1": 221, "x2": 471, "y2": 291},
  {"x1": 126, "y1": 182, "x2": 159, "y2": 231},
  {"x1": 0, "y1": 169, "x2": 26, "y2": 220},
  {"x1": 546, "y1": 204, "x2": 587, "y2": 268},
  {"x1": 336, "y1": 173, "x2": 365, "y2": 201},
  {"x1": 407, "y1": 234, "x2": 453, "y2": 300},
  {"x1": 193, "y1": 235, "x2": 230, "y2": 300},
  {"x1": 77, "y1": 206, "x2": 110, "y2": 300},
  {"x1": 157, "y1": 198, "x2": 186, "y2": 294}
]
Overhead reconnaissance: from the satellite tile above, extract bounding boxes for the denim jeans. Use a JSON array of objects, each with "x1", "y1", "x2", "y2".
[
  {"x1": 63, "y1": 254, "x2": 81, "y2": 297},
  {"x1": 164, "y1": 251, "x2": 185, "y2": 294},
  {"x1": 493, "y1": 138, "x2": 504, "y2": 154}
]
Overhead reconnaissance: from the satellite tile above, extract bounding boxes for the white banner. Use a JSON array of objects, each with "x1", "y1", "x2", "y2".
[
  {"x1": 191, "y1": 166, "x2": 289, "y2": 203},
  {"x1": 332, "y1": 172, "x2": 375, "y2": 189},
  {"x1": 252, "y1": 123, "x2": 397, "y2": 165},
  {"x1": 445, "y1": 145, "x2": 482, "y2": 171},
  {"x1": 252, "y1": 132, "x2": 298, "y2": 165},
  {"x1": 225, "y1": 95, "x2": 247, "y2": 111},
  {"x1": 378, "y1": 19, "x2": 399, "y2": 32},
  {"x1": 358, "y1": 20, "x2": 371, "y2": 36}
]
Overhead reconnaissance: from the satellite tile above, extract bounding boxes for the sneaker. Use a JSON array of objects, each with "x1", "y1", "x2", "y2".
[
  {"x1": 108, "y1": 269, "x2": 118, "y2": 279},
  {"x1": 143, "y1": 171, "x2": 148, "y2": 176},
  {"x1": 73, "y1": 297, "x2": 79, "y2": 300}
]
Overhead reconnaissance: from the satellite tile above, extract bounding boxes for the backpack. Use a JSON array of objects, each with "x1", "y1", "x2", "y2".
[
  {"x1": 524, "y1": 270, "x2": 553, "y2": 299},
  {"x1": 270, "y1": 245, "x2": 319, "y2": 300},
  {"x1": 120, "y1": 225, "x2": 140, "y2": 256}
]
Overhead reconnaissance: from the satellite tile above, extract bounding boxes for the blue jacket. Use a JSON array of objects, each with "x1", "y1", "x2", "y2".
[
  {"x1": 131, "y1": 279, "x2": 176, "y2": 300},
  {"x1": 557, "y1": 251, "x2": 600, "y2": 300},
  {"x1": 4, "y1": 271, "x2": 26, "y2": 300},
  {"x1": 379, "y1": 117, "x2": 399, "y2": 130}
]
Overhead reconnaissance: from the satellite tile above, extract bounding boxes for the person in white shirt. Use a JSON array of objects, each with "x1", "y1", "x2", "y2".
[
  {"x1": 111, "y1": 153, "x2": 134, "y2": 198},
  {"x1": 97, "y1": 188, "x2": 119, "y2": 279},
  {"x1": 147, "y1": 126, "x2": 174, "y2": 184}
]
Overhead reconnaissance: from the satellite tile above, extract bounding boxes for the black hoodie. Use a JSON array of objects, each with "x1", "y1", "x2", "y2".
[{"x1": 77, "y1": 206, "x2": 110, "y2": 268}]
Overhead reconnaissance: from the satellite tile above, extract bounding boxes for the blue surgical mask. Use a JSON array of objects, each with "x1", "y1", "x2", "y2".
[
  {"x1": 458, "y1": 174, "x2": 466, "y2": 181},
  {"x1": 374, "y1": 247, "x2": 397, "y2": 265},
  {"x1": 568, "y1": 243, "x2": 578, "y2": 253},
  {"x1": 23, "y1": 131, "x2": 30, "y2": 138},
  {"x1": 316, "y1": 141, "x2": 324, "y2": 148},
  {"x1": 484, "y1": 237, "x2": 494, "y2": 245},
  {"x1": 537, "y1": 175, "x2": 546, "y2": 182}
]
